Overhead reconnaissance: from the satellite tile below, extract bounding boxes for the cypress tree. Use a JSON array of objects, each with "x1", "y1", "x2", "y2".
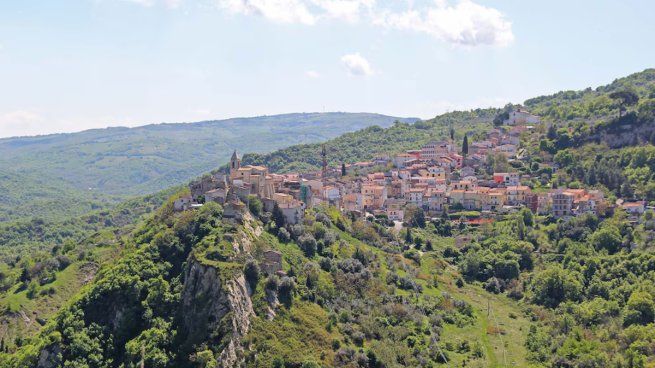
[{"x1": 405, "y1": 228, "x2": 413, "y2": 243}]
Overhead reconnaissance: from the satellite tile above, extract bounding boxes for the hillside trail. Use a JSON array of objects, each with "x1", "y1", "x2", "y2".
[{"x1": 441, "y1": 265, "x2": 532, "y2": 367}]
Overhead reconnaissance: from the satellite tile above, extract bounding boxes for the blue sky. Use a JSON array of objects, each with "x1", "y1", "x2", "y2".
[{"x1": 0, "y1": 0, "x2": 653, "y2": 138}]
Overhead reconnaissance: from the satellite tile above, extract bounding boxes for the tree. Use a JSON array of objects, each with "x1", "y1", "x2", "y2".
[
  {"x1": 272, "y1": 203, "x2": 285, "y2": 228},
  {"x1": 546, "y1": 124, "x2": 557, "y2": 140},
  {"x1": 621, "y1": 182, "x2": 634, "y2": 199},
  {"x1": 486, "y1": 152, "x2": 509, "y2": 174},
  {"x1": 637, "y1": 98, "x2": 655, "y2": 122},
  {"x1": 520, "y1": 207, "x2": 534, "y2": 227},
  {"x1": 623, "y1": 291, "x2": 655, "y2": 326},
  {"x1": 341, "y1": 162, "x2": 347, "y2": 176},
  {"x1": 462, "y1": 134, "x2": 469, "y2": 156},
  {"x1": 449, "y1": 126, "x2": 455, "y2": 141},
  {"x1": 609, "y1": 90, "x2": 639, "y2": 118},
  {"x1": 247, "y1": 195, "x2": 262, "y2": 217},
  {"x1": 531, "y1": 266, "x2": 582, "y2": 308},
  {"x1": 590, "y1": 226, "x2": 622, "y2": 254},
  {"x1": 493, "y1": 104, "x2": 512, "y2": 126},
  {"x1": 404, "y1": 205, "x2": 426, "y2": 228},
  {"x1": 493, "y1": 256, "x2": 520, "y2": 280},
  {"x1": 244, "y1": 259, "x2": 260, "y2": 290},
  {"x1": 277, "y1": 227, "x2": 291, "y2": 242},
  {"x1": 299, "y1": 234, "x2": 318, "y2": 257},
  {"x1": 554, "y1": 150, "x2": 574, "y2": 167},
  {"x1": 425, "y1": 239, "x2": 433, "y2": 251},
  {"x1": 26, "y1": 280, "x2": 39, "y2": 299},
  {"x1": 278, "y1": 276, "x2": 296, "y2": 307},
  {"x1": 404, "y1": 228, "x2": 413, "y2": 244}
]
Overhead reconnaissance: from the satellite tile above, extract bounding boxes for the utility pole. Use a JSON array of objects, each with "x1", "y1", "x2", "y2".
[{"x1": 140, "y1": 345, "x2": 145, "y2": 368}]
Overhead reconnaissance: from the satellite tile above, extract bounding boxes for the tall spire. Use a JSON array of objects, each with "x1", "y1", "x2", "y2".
[{"x1": 230, "y1": 150, "x2": 240, "y2": 173}]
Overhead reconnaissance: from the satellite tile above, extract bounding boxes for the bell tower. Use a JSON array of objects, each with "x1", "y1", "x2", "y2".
[{"x1": 230, "y1": 150, "x2": 240, "y2": 174}]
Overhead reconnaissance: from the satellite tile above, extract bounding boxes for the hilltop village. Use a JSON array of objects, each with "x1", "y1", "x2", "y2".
[{"x1": 175, "y1": 108, "x2": 645, "y2": 225}]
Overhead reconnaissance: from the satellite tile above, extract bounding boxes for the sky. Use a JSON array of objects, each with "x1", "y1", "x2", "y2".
[{"x1": 0, "y1": 0, "x2": 654, "y2": 138}]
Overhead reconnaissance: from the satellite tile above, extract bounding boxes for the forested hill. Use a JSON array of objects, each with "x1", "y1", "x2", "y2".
[
  {"x1": 524, "y1": 68, "x2": 655, "y2": 123},
  {"x1": 0, "y1": 112, "x2": 415, "y2": 222},
  {"x1": 242, "y1": 110, "x2": 496, "y2": 172}
]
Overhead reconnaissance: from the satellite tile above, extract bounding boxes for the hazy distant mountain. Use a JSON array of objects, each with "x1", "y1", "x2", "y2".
[{"x1": 0, "y1": 112, "x2": 416, "y2": 222}]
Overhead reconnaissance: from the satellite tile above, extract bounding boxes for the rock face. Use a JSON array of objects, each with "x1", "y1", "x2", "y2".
[
  {"x1": 36, "y1": 344, "x2": 61, "y2": 368},
  {"x1": 179, "y1": 259, "x2": 254, "y2": 367}
]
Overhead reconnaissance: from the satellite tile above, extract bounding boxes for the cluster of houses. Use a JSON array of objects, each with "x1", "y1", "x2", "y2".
[
  {"x1": 323, "y1": 150, "x2": 608, "y2": 222},
  {"x1": 174, "y1": 108, "x2": 648, "y2": 225},
  {"x1": 175, "y1": 151, "x2": 308, "y2": 224}
]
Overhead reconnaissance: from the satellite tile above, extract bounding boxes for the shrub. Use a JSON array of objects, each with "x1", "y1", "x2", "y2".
[
  {"x1": 298, "y1": 234, "x2": 318, "y2": 258},
  {"x1": 244, "y1": 259, "x2": 260, "y2": 291},
  {"x1": 265, "y1": 275, "x2": 280, "y2": 291},
  {"x1": 247, "y1": 195, "x2": 263, "y2": 217},
  {"x1": 277, "y1": 227, "x2": 291, "y2": 243},
  {"x1": 278, "y1": 276, "x2": 296, "y2": 307}
]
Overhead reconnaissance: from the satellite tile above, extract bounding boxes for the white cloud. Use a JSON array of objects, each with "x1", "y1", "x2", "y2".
[
  {"x1": 164, "y1": 0, "x2": 183, "y2": 8},
  {"x1": 340, "y1": 53, "x2": 373, "y2": 76},
  {"x1": 373, "y1": 0, "x2": 514, "y2": 47},
  {"x1": 122, "y1": 0, "x2": 182, "y2": 9},
  {"x1": 218, "y1": 0, "x2": 317, "y2": 24},
  {"x1": 125, "y1": 0, "x2": 514, "y2": 47},
  {"x1": 218, "y1": 0, "x2": 373, "y2": 23},
  {"x1": 310, "y1": 0, "x2": 375, "y2": 22},
  {"x1": 305, "y1": 70, "x2": 321, "y2": 78}
]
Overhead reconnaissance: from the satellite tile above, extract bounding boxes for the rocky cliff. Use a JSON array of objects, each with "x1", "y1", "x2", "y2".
[{"x1": 179, "y1": 259, "x2": 254, "y2": 367}]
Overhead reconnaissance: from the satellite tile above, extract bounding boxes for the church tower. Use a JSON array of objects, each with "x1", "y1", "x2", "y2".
[{"x1": 230, "y1": 150, "x2": 240, "y2": 174}]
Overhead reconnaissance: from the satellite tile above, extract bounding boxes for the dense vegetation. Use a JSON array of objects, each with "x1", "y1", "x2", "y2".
[
  {"x1": 1, "y1": 196, "x2": 531, "y2": 367},
  {"x1": 514, "y1": 69, "x2": 655, "y2": 202},
  {"x1": 452, "y1": 206, "x2": 655, "y2": 367},
  {"x1": 524, "y1": 69, "x2": 655, "y2": 124},
  {"x1": 242, "y1": 110, "x2": 494, "y2": 173},
  {"x1": 0, "y1": 168, "x2": 118, "y2": 223},
  {"x1": 0, "y1": 189, "x2": 174, "y2": 345},
  {"x1": 9, "y1": 189, "x2": 655, "y2": 367}
]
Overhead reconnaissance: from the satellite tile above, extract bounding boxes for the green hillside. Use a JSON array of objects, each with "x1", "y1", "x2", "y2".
[
  {"x1": 0, "y1": 188, "x2": 175, "y2": 344},
  {"x1": 0, "y1": 113, "x2": 415, "y2": 223},
  {"x1": 242, "y1": 110, "x2": 494, "y2": 173},
  {"x1": 0, "y1": 199, "x2": 537, "y2": 368},
  {"x1": 0, "y1": 168, "x2": 122, "y2": 223}
]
